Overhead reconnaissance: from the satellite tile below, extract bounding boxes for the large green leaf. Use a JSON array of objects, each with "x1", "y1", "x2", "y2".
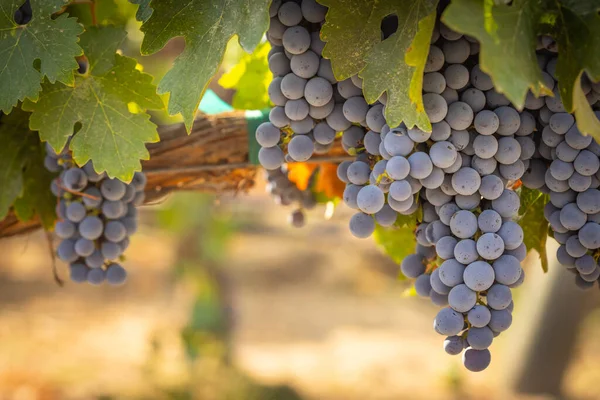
[
  {"x1": 442, "y1": 0, "x2": 553, "y2": 110},
  {"x1": 319, "y1": 0, "x2": 437, "y2": 131},
  {"x1": 0, "y1": 0, "x2": 83, "y2": 112},
  {"x1": 23, "y1": 27, "x2": 163, "y2": 182},
  {"x1": 0, "y1": 109, "x2": 55, "y2": 225},
  {"x1": 139, "y1": 0, "x2": 271, "y2": 130},
  {"x1": 552, "y1": 2, "x2": 600, "y2": 140},
  {"x1": 518, "y1": 187, "x2": 550, "y2": 272},
  {"x1": 443, "y1": 0, "x2": 600, "y2": 140}
]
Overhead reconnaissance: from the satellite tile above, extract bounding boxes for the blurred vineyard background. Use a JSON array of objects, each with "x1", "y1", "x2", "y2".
[{"x1": 2, "y1": 1, "x2": 600, "y2": 399}]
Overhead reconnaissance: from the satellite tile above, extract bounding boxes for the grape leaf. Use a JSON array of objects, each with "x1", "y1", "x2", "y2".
[
  {"x1": 139, "y1": 0, "x2": 271, "y2": 130},
  {"x1": 23, "y1": 27, "x2": 163, "y2": 182},
  {"x1": 0, "y1": 0, "x2": 83, "y2": 113},
  {"x1": 0, "y1": 108, "x2": 54, "y2": 226},
  {"x1": 129, "y1": 0, "x2": 152, "y2": 22},
  {"x1": 552, "y1": 2, "x2": 600, "y2": 140},
  {"x1": 13, "y1": 141, "x2": 56, "y2": 229},
  {"x1": 219, "y1": 41, "x2": 272, "y2": 110},
  {"x1": 442, "y1": 0, "x2": 553, "y2": 110},
  {"x1": 361, "y1": 8, "x2": 437, "y2": 131},
  {"x1": 518, "y1": 187, "x2": 550, "y2": 273},
  {"x1": 319, "y1": 0, "x2": 438, "y2": 131},
  {"x1": 373, "y1": 212, "x2": 417, "y2": 272}
]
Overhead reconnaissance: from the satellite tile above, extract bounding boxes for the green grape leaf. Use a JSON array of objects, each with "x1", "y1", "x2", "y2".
[
  {"x1": 552, "y1": 2, "x2": 600, "y2": 140},
  {"x1": 319, "y1": 0, "x2": 438, "y2": 130},
  {"x1": 13, "y1": 142, "x2": 57, "y2": 229},
  {"x1": 518, "y1": 187, "x2": 550, "y2": 273},
  {"x1": 0, "y1": 109, "x2": 55, "y2": 226},
  {"x1": 129, "y1": 0, "x2": 152, "y2": 22},
  {"x1": 0, "y1": 0, "x2": 84, "y2": 112},
  {"x1": 373, "y1": 212, "x2": 418, "y2": 277},
  {"x1": 23, "y1": 27, "x2": 162, "y2": 182},
  {"x1": 139, "y1": 0, "x2": 271, "y2": 130},
  {"x1": 219, "y1": 42, "x2": 273, "y2": 110},
  {"x1": 361, "y1": 8, "x2": 437, "y2": 131},
  {"x1": 442, "y1": 0, "x2": 553, "y2": 110}
]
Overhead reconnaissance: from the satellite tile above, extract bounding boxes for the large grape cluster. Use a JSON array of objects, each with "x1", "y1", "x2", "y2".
[
  {"x1": 257, "y1": 0, "x2": 600, "y2": 372},
  {"x1": 44, "y1": 143, "x2": 145, "y2": 285},
  {"x1": 512, "y1": 37, "x2": 600, "y2": 289}
]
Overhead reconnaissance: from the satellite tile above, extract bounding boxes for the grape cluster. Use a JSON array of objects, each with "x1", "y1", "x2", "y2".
[
  {"x1": 265, "y1": 166, "x2": 317, "y2": 227},
  {"x1": 44, "y1": 143, "x2": 145, "y2": 285},
  {"x1": 516, "y1": 38, "x2": 600, "y2": 289}
]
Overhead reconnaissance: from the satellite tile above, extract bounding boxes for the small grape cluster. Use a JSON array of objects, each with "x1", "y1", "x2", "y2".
[
  {"x1": 44, "y1": 143, "x2": 145, "y2": 285},
  {"x1": 514, "y1": 37, "x2": 600, "y2": 289},
  {"x1": 265, "y1": 166, "x2": 317, "y2": 228}
]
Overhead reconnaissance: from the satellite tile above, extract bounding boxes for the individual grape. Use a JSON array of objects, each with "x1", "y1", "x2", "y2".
[
  {"x1": 63, "y1": 168, "x2": 88, "y2": 192},
  {"x1": 430, "y1": 268, "x2": 452, "y2": 295},
  {"x1": 456, "y1": 193, "x2": 481, "y2": 210},
  {"x1": 452, "y1": 167, "x2": 481, "y2": 196},
  {"x1": 357, "y1": 185, "x2": 385, "y2": 214},
  {"x1": 581, "y1": 267, "x2": 600, "y2": 282},
  {"x1": 436, "y1": 236, "x2": 458, "y2": 259},
  {"x1": 69, "y1": 263, "x2": 89, "y2": 283},
  {"x1": 477, "y1": 233, "x2": 505, "y2": 260},
  {"x1": 549, "y1": 112, "x2": 575, "y2": 134},
  {"x1": 258, "y1": 146, "x2": 285, "y2": 170},
  {"x1": 474, "y1": 110, "x2": 499, "y2": 135},
  {"x1": 577, "y1": 189, "x2": 600, "y2": 214},
  {"x1": 256, "y1": 122, "x2": 281, "y2": 148},
  {"x1": 449, "y1": 129, "x2": 470, "y2": 150},
  {"x1": 565, "y1": 236, "x2": 588, "y2": 258},
  {"x1": 389, "y1": 180, "x2": 412, "y2": 201},
  {"x1": 364, "y1": 131, "x2": 382, "y2": 155},
  {"x1": 423, "y1": 93, "x2": 448, "y2": 123},
  {"x1": 374, "y1": 204, "x2": 397, "y2": 227},
  {"x1": 347, "y1": 161, "x2": 370, "y2": 185},
  {"x1": 450, "y1": 210, "x2": 478, "y2": 239},
  {"x1": 574, "y1": 150, "x2": 600, "y2": 176},
  {"x1": 575, "y1": 274, "x2": 596, "y2": 289},
  {"x1": 326, "y1": 104, "x2": 352, "y2": 131},
  {"x1": 105, "y1": 263, "x2": 127, "y2": 285},
  {"x1": 87, "y1": 268, "x2": 105, "y2": 285},
  {"x1": 444, "y1": 336, "x2": 465, "y2": 356},
  {"x1": 388, "y1": 195, "x2": 415, "y2": 213},
  {"x1": 494, "y1": 137, "x2": 521, "y2": 165},
  {"x1": 461, "y1": 88, "x2": 486, "y2": 113},
  {"x1": 313, "y1": 122, "x2": 336, "y2": 145},
  {"x1": 423, "y1": 72, "x2": 446, "y2": 94},
  {"x1": 365, "y1": 104, "x2": 386, "y2": 132},
  {"x1": 496, "y1": 221, "x2": 524, "y2": 250},
  {"x1": 55, "y1": 220, "x2": 75, "y2": 239},
  {"x1": 488, "y1": 309, "x2": 512, "y2": 333},
  {"x1": 340, "y1": 96, "x2": 368, "y2": 123},
  {"x1": 486, "y1": 90, "x2": 510, "y2": 108},
  {"x1": 384, "y1": 130, "x2": 414, "y2": 157},
  {"x1": 430, "y1": 141, "x2": 458, "y2": 169},
  {"x1": 448, "y1": 283, "x2": 477, "y2": 312},
  {"x1": 479, "y1": 175, "x2": 504, "y2": 200},
  {"x1": 104, "y1": 220, "x2": 126, "y2": 243},
  {"x1": 74, "y1": 238, "x2": 95, "y2": 257},
  {"x1": 438, "y1": 259, "x2": 465, "y2": 287},
  {"x1": 269, "y1": 106, "x2": 290, "y2": 129},
  {"x1": 463, "y1": 348, "x2": 491, "y2": 372},
  {"x1": 471, "y1": 156, "x2": 497, "y2": 176},
  {"x1": 342, "y1": 184, "x2": 361, "y2": 209},
  {"x1": 468, "y1": 305, "x2": 492, "y2": 328},
  {"x1": 575, "y1": 254, "x2": 597, "y2": 275},
  {"x1": 471, "y1": 65, "x2": 493, "y2": 91},
  {"x1": 282, "y1": 26, "x2": 310, "y2": 55},
  {"x1": 100, "y1": 179, "x2": 126, "y2": 201},
  {"x1": 82, "y1": 162, "x2": 106, "y2": 182},
  {"x1": 478, "y1": 210, "x2": 502, "y2": 233},
  {"x1": 492, "y1": 189, "x2": 520, "y2": 218},
  {"x1": 415, "y1": 274, "x2": 433, "y2": 297},
  {"x1": 463, "y1": 260, "x2": 495, "y2": 291},
  {"x1": 401, "y1": 254, "x2": 426, "y2": 278},
  {"x1": 421, "y1": 167, "x2": 445, "y2": 189},
  {"x1": 425, "y1": 45, "x2": 445, "y2": 72},
  {"x1": 101, "y1": 241, "x2": 122, "y2": 260},
  {"x1": 473, "y1": 135, "x2": 498, "y2": 159},
  {"x1": 431, "y1": 121, "x2": 452, "y2": 141},
  {"x1": 506, "y1": 243, "x2": 527, "y2": 262},
  {"x1": 568, "y1": 172, "x2": 592, "y2": 192},
  {"x1": 445, "y1": 101, "x2": 474, "y2": 130},
  {"x1": 408, "y1": 152, "x2": 433, "y2": 180},
  {"x1": 57, "y1": 239, "x2": 78, "y2": 263},
  {"x1": 438, "y1": 202, "x2": 460, "y2": 226},
  {"x1": 349, "y1": 212, "x2": 375, "y2": 238},
  {"x1": 303, "y1": 77, "x2": 333, "y2": 106},
  {"x1": 316, "y1": 58, "x2": 336, "y2": 83},
  {"x1": 467, "y1": 326, "x2": 494, "y2": 350},
  {"x1": 268, "y1": 77, "x2": 287, "y2": 105},
  {"x1": 444, "y1": 64, "x2": 469, "y2": 90},
  {"x1": 337, "y1": 78, "x2": 363, "y2": 99},
  {"x1": 79, "y1": 216, "x2": 103, "y2": 240},
  {"x1": 549, "y1": 159, "x2": 574, "y2": 180},
  {"x1": 268, "y1": 52, "x2": 291, "y2": 76},
  {"x1": 408, "y1": 127, "x2": 432, "y2": 143},
  {"x1": 559, "y1": 203, "x2": 587, "y2": 231},
  {"x1": 492, "y1": 254, "x2": 522, "y2": 286},
  {"x1": 291, "y1": 50, "x2": 319, "y2": 79},
  {"x1": 287, "y1": 135, "x2": 314, "y2": 161},
  {"x1": 494, "y1": 106, "x2": 521, "y2": 135},
  {"x1": 285, "y1": 98, "x2": 310, "y2": 121},
  {"x1": 453, "y1": 239, "x2": 478, "y2": 264},
  {"x1": 280, "y1": 72, "x2": 307, "y2": 100},
  {"x1": 486, "y1": 284, "x2": 512, "y2": 310},
  {"x1": 434, "y1": 307, "x2": 465, "y2": 336},
  {"x1": 565, "y1": 125, "x2": 593, "y2": 149}
]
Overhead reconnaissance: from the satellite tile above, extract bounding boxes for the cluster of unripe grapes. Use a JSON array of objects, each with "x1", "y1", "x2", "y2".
[{"x1": 44, "y1": 142, "x2": 145, "y2": 285}]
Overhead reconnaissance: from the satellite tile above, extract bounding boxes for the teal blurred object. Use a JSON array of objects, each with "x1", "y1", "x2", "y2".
[{"x1": 199, "y1": 90, "x2": 270, "y2": 165}]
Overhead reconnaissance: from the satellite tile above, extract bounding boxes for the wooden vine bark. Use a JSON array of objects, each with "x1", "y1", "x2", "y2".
[{"x1": 0, "y1": 110, "x2": 347, "y2": 239}]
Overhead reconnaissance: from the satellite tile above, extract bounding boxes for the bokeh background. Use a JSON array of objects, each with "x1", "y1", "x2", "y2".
[{"x1": 2, "y1": 2, "x2": 600, "y2": 399}]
